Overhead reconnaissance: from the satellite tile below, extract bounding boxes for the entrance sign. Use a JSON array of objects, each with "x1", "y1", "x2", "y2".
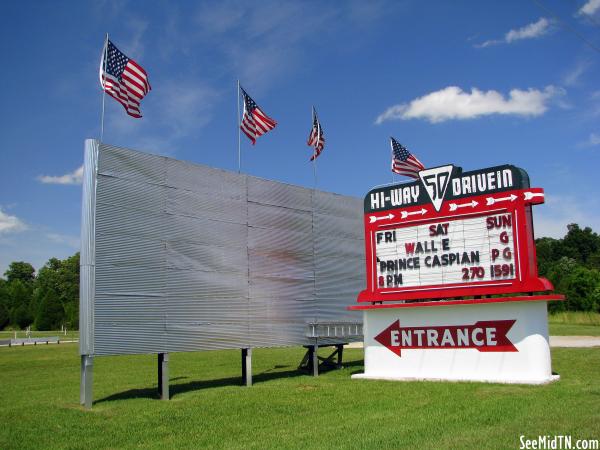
[
  {"x1": 374, "y1": 319, "x2": 517, "y2": 355},
  {"x1": 350, "y1": 163, "x2": 564, "y2": 384}
]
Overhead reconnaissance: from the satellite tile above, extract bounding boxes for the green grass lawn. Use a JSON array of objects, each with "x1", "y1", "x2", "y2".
[
  {"x1": 548, "y1": 323, "x2": 600, "y2": 336},
  {"x1": 2, "y1": 312, "x2": 598, "y2": 342},
  {"x1": 548, "y1": 311, "x2": 600, "y2": 336},
  {"x1": 0, "y1": 330, "x2": 79, "y2": 341},
  {"x1": 0, "y1": 344, "x2": 599, "y2": 449}
]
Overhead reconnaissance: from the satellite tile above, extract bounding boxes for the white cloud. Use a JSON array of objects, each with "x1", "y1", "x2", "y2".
[
  {"x1": 535, "y1": 194, "x2": 600, "y2": 238},
  {"x1": 192, "y1": 1, "x2": 378, "y2": 90},
  {"x1": 578, "y1": 0, "x2": 600, "y2": 16},
  {"x1": 587, "y1": 132, "x2": 600, "y2": 146},
  {"x1": 37, "y1": 165, "x2": 83, "y2": 185},
  {"x1": 92, "y1": 0, "x2": 130, "y2": 20},
  {"x1": 506, "y1": 17, "x2": 551, "y2": 42},
  {"x1": 157, "y1": 82, "x2": 218, "y2": 137},
  {"x1": 0, "y1": 228, "x2": 78, "y2": 275},
  {"x1": 375, "y1": 86, "x2": 559, "y2": 124},
  {"x1": 0, "y1": 208, "x2": 26, "y2": 235},
  {"x1": 120, "y1": 18, "x2": 149, "y2": 59},
  {"x1": 46, "y1": 233, "x2": 80, "y2": 249},
  {"x1": 576, "y1": 132, "x2": 600, "y2": 147},
  {"x1": 563, "y1": 61, "x2": 591, "y2": 86},
  {"x1": 104, "y1": 80, "x2": 219, "y2": 154},
  {"x1": 476, "y1": 17, "x2": 552, "y2": 48},
  {"x1": 195, "y1": 2, "x2": 244, "y2": 34}
]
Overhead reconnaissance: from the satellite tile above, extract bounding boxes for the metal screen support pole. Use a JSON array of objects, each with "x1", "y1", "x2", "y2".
[
  {"x1": 337, "y1": 344, "x2": 344, "y2": 368},
  {"x1": 80, "y1": 140, "x2": 98, "y2": 408},
  {"x1": 80, "y1": 355, "x2": 94, "y2": 409},
  {"x1": 158, "y1": 353, "x2": 169, "y2": 400},
  {"x1": 242, "y1": 348, "x2": 252, "y2": 386},
  {"x1": 312, "y1": 344, "x2": 319, "y2": 377}
]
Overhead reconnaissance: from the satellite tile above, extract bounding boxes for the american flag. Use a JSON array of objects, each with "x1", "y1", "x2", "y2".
[
  {"x1": 391, "y1": 137, "x2": 425, "y2": 178},
  {"x1": 239, "y1": 86, "x2": 277, "y2": 144},
  {"x1": 99, "y1": 39, "x2": 151, "y2": 118},
  {"x1": 307, "y1": 107, "x2": 325, "y2": 161}
]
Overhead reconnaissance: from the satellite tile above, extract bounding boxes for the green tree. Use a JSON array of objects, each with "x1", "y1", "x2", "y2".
[
  {"x1": 588, "y1": 251, "x2": 600, "y2": 270},
  {"x1": 0, "y1": 303, "x2": 8, "y2": 329},
  {"x1": 6, "y1": 279, "x2": 33, "y2": 327},
  {"x1": 536, "y1": 224, "x2": 600, "y2": 313},
  {"x1": 562, "y1": 224, "x2": 600, "y2": 266},
  {"x1": 12, "y1": 303, "x2": 33, "y2": 329},
  {"x1": 35, "y1": 290, "x2": 63, "y2": 330},
  {"x1": 33, "y1": 253, "x2": 79, "y2": 329},
  {"x1": 561, "y1": 266, "x2": 600, "y2": 312},
  {"x1": 0, "y1": 279, "x2": 9, "y2": 329},
  {"x1": 535, "y1": 237, "x2": 562, "y2": 277},
  {"x1": 4, "y1": 261, "x2": 35, "y2": 284}
]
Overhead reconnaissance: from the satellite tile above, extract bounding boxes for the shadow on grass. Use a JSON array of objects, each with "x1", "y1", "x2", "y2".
[{"x1": 94, "y1": 359, "x2": 363, "y2": 405}]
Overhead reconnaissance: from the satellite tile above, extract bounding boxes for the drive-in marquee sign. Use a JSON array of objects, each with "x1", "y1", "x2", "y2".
[
  {"x1": 356, "y1": 164, "x2": 553, "y2": 303},
  {"x1": 350, "y1": 163, "x2": 564, "y2": 383}
]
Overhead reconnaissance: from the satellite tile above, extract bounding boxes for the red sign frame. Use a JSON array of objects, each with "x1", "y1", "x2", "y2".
[{"x1": 357, "y1": 177, "x2": 553, "y2": 304}]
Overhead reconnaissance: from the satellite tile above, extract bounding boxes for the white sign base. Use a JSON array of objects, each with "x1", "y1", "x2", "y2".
[{"x1": 352, "y1": 300, "x2": 558, "y2": 385}]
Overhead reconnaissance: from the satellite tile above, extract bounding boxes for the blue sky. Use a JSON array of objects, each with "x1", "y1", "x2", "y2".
[{"x1": 1, "y1": 0, "x2": 600, "y2": 274}]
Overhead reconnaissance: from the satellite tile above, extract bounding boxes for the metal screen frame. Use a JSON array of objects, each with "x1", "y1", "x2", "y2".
[{"x1": 80, "y1": 140, "x2": 364, "y2": 357}]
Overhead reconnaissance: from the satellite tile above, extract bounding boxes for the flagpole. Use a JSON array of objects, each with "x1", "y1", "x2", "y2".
[
  {"x1": 237, "y1": 80, "x2": 241, "y2": 173},
  {"x1": 390, "y1": 139, "x2": 394, "y2": 184},
  {"x1": 99, "y1": 33, "x2": 108, "y2": 142},
  {"x1": 313, "y1": 106, "x2": 321, "y2": 190}
]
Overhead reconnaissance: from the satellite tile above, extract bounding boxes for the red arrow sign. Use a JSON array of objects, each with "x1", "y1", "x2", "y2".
[{"x1": 374, "y1": 320, "x2": 517, "y2": 356}]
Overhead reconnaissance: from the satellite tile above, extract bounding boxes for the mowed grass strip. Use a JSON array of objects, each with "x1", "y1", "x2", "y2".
[
  {"x1": 0, "y1": 330, "x2": 80, "y2": 341},
  {"x1": 0, "y1": 344, "x2": 599, "y2": 450},
  {"x1": 548, "y1": 312, "x2": 600, "y2": 336}
]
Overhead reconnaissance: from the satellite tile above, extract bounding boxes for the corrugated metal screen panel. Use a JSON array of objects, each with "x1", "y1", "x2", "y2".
[
  {"x1": 164, "y1": 149, "x2": 250, "y2": 353},
  {"x1": 167, "y1": 188, "x2": 245, "y2": 224},
  {"x1": 94, "y1": 293, "x2": 167, "y2": 355},
  {"x1": 96, "y1": 234, "x2": 165, "y2": 268},
  {"x1": 166, "y1": 297, "x2": 248, "y2": 322},
  {"x1": 248, "y1": 202, "x2": 313, "y2": 234},
  {"x1": 96, "y1": 265, "x2": 166, "y2": 295},
  {"x1": 248, "y1": 297, "x2": 316, "y2": 347},
  {"x1": 165, "y1": 215, "x2": 247, "y2": 248},
  {"x1": 313, "y1": 192, "x2": 364, "y2": 331},
  {"x1": 167, "y1": 323, "x2": 249, "y2": 352},
  {"x1": 165, "y1": 269, "x2": 248, "y2": 300},
  {"x1": 314, "y1": 212, "x2": 363, "y2": 239},
  {"x1": 248, "y1": 248, "x2": 314, "y2": 279},
  {"x1": 167, "y1": 241, "x2": 245, "y2": 274},
  {"x1": 98, "y1": 145, "x2": 166, "y2": 185},
  {"x1": 248, "y1": 227, "x2": 313, "y2": 255},
  {"x1": 250, "y1": 275, "x2": 315, "y2": 299},
  {"x1": 315, "y1": 235, "x2": 365, "y2": 259},
  {"x1": 246, "y1": 180, "x2": 317, "y2": 347},
  {"x1": 90, "y1": 142, "x2": 365, "y2": 356},
  {"x1": 96, "y1": 175, "x2": 166, "y2": 213},
  {"x1": 248, "y1": 177, "x2": 312, "y2": 211},
  {"x1": 96, "y1": 204, "x2": 166, "y2": 241},
  {"x1": 313, "y1": 191, "x2": 363, "y2": 219},
  {"x1": 166, "y1": 157, "x2": 245, "y2": 200}
]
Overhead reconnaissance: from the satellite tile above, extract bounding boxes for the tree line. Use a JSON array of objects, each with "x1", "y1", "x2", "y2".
[
  {"x1": 0, "y1": 223, "x2": 598, "y2": 331},
  {"x1": 536, "y1": 224, "x2": 600, "y2": 313},
  {"x1": 0, "y1": 254, "x2": 79, "y2": 331}
]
